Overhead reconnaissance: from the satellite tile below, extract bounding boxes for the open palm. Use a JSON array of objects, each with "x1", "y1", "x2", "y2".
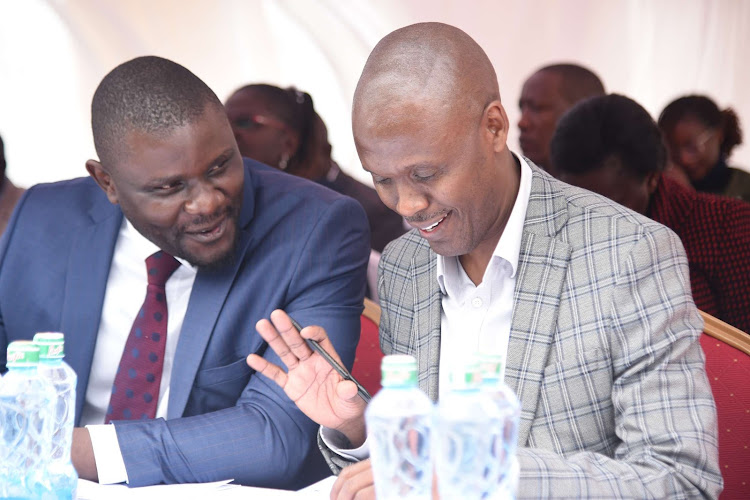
[{"x1": 247, "y1": 310, "x2": 367, "y2": 439}]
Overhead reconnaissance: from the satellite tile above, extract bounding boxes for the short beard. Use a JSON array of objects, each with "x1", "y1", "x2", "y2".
[{"x1": 193, "y1": 231, "x2": 240, "y2": 273}]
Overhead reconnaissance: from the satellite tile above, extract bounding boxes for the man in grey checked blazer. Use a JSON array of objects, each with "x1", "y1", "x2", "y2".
[{"x1": 248, "y1": 22, "x2": 722, "y2": 499}]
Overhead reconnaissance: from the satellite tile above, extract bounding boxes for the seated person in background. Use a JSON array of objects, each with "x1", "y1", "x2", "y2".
[
  {"x1": 0, "y1": 56, "x2": 370, "y2": 488},
  {"x1": 658, "y1": 94, "x2": 750, "y2": 202},
  {"x1": 248, "y1": 23, "x2": 722, "y2": 499},
  {"x1": 0, "y1": 134, "x2": 25, "y2": 236},
  {"x1": 518, "y1": 63, "x2": 604, "y2": 176},
  {"x1": 553, "y1": 93, "x2": 750, "y2": 333},
  {"x1": 224, "y1": 84, "x2": 406, "y2": 253}
]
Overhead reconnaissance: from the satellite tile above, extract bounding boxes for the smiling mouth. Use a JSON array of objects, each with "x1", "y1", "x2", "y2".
[
  {"x1": 186, "y1": 217, "x2": 227, "y2": 243},
  {"x1": 417, "y1": 213, "x2": 448, "y2": 233}
]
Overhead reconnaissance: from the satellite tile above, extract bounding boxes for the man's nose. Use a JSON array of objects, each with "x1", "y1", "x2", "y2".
[
  {"x1": 394, "y1": 184, "x2": 429, "y2": 219},
  {"x1": 518, "y1": 110, "x2": 531, "y2": 131},
  {"x1": 184, "y1": 183, "x2": 223, "y2": 215}
]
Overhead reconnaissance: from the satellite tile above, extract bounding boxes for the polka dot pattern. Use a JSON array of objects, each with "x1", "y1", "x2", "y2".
[
  {"x1": 699, "y1": 332, "x2": 750, "y2": 498},
  {"x1": 106, "y1": 250, "x2": 180, "y2": 423}
]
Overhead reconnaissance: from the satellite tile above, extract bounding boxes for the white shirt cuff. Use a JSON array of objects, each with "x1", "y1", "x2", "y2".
[
  {"x1": 319, "y1": 426, "x2": 370, "y2": 461},
  {"x1": 85, "y1": 424, "x2": 129, "y2": 484}
]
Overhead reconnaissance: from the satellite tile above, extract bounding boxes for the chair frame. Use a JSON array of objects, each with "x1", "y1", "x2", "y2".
[
  {"x1": 699, "y1": 310, "x2": 750, "y2": 356},
  {"x1": 362, "y1": 297, "x2": 381, "y2": 327}
]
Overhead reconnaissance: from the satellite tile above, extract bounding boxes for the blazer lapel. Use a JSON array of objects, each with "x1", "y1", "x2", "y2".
[
  {"x1": 506, "y1": 166, "x2": 571, "y2": 445},
  {"x1": 410, "y1": 244, "x2": 442, "y2": 401},
  {"x1": 167, "y1": 164, "x2": 257, "y2": 418},
  {"x1": 61, "y1": 196, "x2": 122, "y2": 425}
]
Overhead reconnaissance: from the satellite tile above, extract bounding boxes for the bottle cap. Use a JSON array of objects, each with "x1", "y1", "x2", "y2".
[
  {"x1": 447, "y1": 360, "x2": 481, "y2": 391},
  {"x1": 7, "y1": 341, "x2": 41, "y2": 367},
  {"x1": 478, "y1": 354, "x2": 505, "y2": 381},
  {"x1": 33, "y1": 332, "x2": 66, "y2": 359},
  {"x1": 380, "y1": 354, "x2": 418, "y2": 387}
]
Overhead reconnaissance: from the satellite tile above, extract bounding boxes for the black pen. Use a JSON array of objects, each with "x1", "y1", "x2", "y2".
[{"x1": 289, "y1": 317, "x2": 372, "y2": 404}]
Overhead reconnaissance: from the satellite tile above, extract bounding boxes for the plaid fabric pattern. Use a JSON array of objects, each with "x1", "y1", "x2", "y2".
[
  {"x1": 649, "y1": 175, "x2": 750, "y2": 334},
  {"x1": 321, "y1": 164, "x2": 722, "y2": 498}
]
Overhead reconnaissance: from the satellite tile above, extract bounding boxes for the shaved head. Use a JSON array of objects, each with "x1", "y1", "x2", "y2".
[
  {"x1": 351, "y1": 23, "x2": 519, "y2": 275},
  {"x1": 353, "y1": 22, "x2": 500, "y2": 133}
]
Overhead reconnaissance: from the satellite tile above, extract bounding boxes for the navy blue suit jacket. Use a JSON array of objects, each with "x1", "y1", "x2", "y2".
[{"x1": 0, "y1": 159, "x2": 370, "y2": 487}]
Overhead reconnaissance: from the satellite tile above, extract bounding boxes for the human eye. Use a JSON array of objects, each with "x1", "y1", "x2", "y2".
[
  {"x1": 412, "y1": 168, "x2": 437, "y2": 182},
  {"x1": 234, "y1": 117, "x2": 260, "y2": 130},
  {"x1": 208, "y1": 159, "x2": 228, "y2": 175},
  {"x1": 372, "y1": 174, "x2": 391, "y2": 186},
  {"x1": 150, "y1": 180, "x2": 183, "y2": 195}
]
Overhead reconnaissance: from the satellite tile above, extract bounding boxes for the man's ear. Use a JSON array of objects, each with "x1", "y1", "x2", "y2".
[
  {"x1": 485, "y1": 100, "x2": 510, "y2": 152},
  {"x1": 86, "y1": 159, "x2": 119, "y2": 205}
]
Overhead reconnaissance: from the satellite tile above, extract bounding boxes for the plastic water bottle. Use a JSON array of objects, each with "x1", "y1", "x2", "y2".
[
  {"x1": 0, "y1": 341, "x2": 56, "y2": 499},
  {"x1": 365, "y1": 354, "x2": 434, "y2": 499},
  {"x1": 478, "y1": 354, "x2": 521, "y2": 499},
  {"x1": 435, "y1": 360, "x2": 510, "y2": 500},
  {"x1": 34, "y1": 332, "x2": 79, "y2": 499}
]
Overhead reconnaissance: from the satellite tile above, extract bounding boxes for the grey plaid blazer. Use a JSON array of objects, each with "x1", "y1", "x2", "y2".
[{"x1": 321, "y1": 165, "x2": 722, "y2": 498}]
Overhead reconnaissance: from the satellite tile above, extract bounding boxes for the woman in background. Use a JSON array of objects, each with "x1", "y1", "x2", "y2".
[
  {"x1": 658, "y1": 94, "x2": 750, "y2": 202},
  {"x1": 224, "y1": 84, "x2": 406, "y2": 254}
]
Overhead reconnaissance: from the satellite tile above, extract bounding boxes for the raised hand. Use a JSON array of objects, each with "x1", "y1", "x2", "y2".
[{"x1": 247, "y1": 309, "x2": 367, "y2": 446}]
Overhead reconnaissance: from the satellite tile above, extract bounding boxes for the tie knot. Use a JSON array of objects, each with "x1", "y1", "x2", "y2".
[{"x1": 145, "y1": 251, "x2": 180, "y2": 286}]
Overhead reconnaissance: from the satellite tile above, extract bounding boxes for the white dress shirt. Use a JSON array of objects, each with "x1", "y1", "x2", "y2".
[
  {"x1": 81, "y1": 219, "x2": 197, "y2": 484},
  {"x1": 436, "y1": 157, "x2": 531, "y2": 396},
  {"x1": 322, "y1": 157, "x2": 533, "y2": 459}
]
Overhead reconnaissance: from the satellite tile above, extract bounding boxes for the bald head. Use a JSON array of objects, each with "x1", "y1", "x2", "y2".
[
  {"x1": 350, "y1": 23, "x2": 519, "y2": 266},
  {"x1": 353, "y1": 23, "x2": 499, "y2": 133}
]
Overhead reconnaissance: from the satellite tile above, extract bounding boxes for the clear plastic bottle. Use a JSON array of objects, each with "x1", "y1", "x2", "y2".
[
  {"x1": 478, "y1": 354, "x2": 521, "y2": 500},
  {"x1": 435, "y1": 360, "x2": 508, "y2": 500},
  {"x1": 365, "y1": 354, "x2": 434, "y2": 500},
  {"x1": 34, "y1": 332, "x2": 79, "y2": 500},
  {"x1": 0, "y1": 341, "x2": 56, "y2": 499}
]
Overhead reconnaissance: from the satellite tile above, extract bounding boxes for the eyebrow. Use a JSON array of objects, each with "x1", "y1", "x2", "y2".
[
  {"x1": 207, "y1": 148, "x2": 236, "y2": 170},
  {"x1": 363, "y1": 162, "x2": 439, "y2": 176},
  {"x1": 146, "y1": 148, "x2": 236, "y2": 187}
]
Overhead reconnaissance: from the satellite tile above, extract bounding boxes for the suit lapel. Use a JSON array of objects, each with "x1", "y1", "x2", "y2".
[
  {"x1": 168, "y1": 164, "x2": 256, "y2": 418},
  {"x1": 61, "y1": 195, "x2": 122, "y2": 425},
  {"x1": 507, "y1": 166, "x2": 571, "y2": 445},
  {"x1": 410, "y1": 244, "x2": 442, "y2": 401}
]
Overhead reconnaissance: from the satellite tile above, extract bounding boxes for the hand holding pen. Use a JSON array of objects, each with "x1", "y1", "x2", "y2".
[{"x1": 247, "y1": 310, "x2": 370, "y2": 448}]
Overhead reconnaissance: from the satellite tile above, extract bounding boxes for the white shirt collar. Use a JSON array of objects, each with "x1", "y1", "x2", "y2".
[
  {"x1": 436, "y1": 155, "x2": 533, "y2": 295},
  {"x1": 121, "y1": 218, "x2": 194, "y2": 269}
]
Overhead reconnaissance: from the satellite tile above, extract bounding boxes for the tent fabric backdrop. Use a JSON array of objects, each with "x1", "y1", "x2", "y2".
[{"x1": 1, "y1": 0, "x2": 748, "y2": 188}]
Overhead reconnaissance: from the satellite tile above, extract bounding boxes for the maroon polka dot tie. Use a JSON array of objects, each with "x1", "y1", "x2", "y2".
[{"x1": 106, "y1": 251, "x2": 180, "y2": 423}]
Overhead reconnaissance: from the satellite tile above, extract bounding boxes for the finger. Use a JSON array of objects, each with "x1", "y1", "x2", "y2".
[
  {"x1": 336, "y1": 379, "x2": 360, "y2": 402},
  {"x1": 269, "y1": 310, "x2": 315, "y2": 361},
  {"x1": 298, "y1": 324, "x2": 349, "y2": 368},
  {"x1": 256, "y1": 317, "x2": 301, "y2": 370},
  {"x1": 352, "y1": 485, "x2": 376, "y2": 500},
  {"x1": 332, "y1": 459, "x2": 375, "y2": 500},
  {"x1": 246, "y1": 353, "x2": 288, "y2": 388}
]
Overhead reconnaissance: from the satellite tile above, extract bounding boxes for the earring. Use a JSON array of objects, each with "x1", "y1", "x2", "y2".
[{"x1": 279, "y1": 152, "x2": 290, "y2": 170}]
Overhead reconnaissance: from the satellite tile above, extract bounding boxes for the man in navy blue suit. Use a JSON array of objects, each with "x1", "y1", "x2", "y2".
[{"x1": 0, "y1": 56, "x2": 369, "y2": 488}]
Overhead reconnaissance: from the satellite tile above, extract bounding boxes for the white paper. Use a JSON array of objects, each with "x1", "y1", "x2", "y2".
[
  {"x1": 296, "y1": 475, "x2": 337, "y2": 498},
  {"x1": 76, "y1": 474, "x2": 336, "y2": 499},
  {"x1": 76, "y1": 478, "x2": 241, "y2": 500}
]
